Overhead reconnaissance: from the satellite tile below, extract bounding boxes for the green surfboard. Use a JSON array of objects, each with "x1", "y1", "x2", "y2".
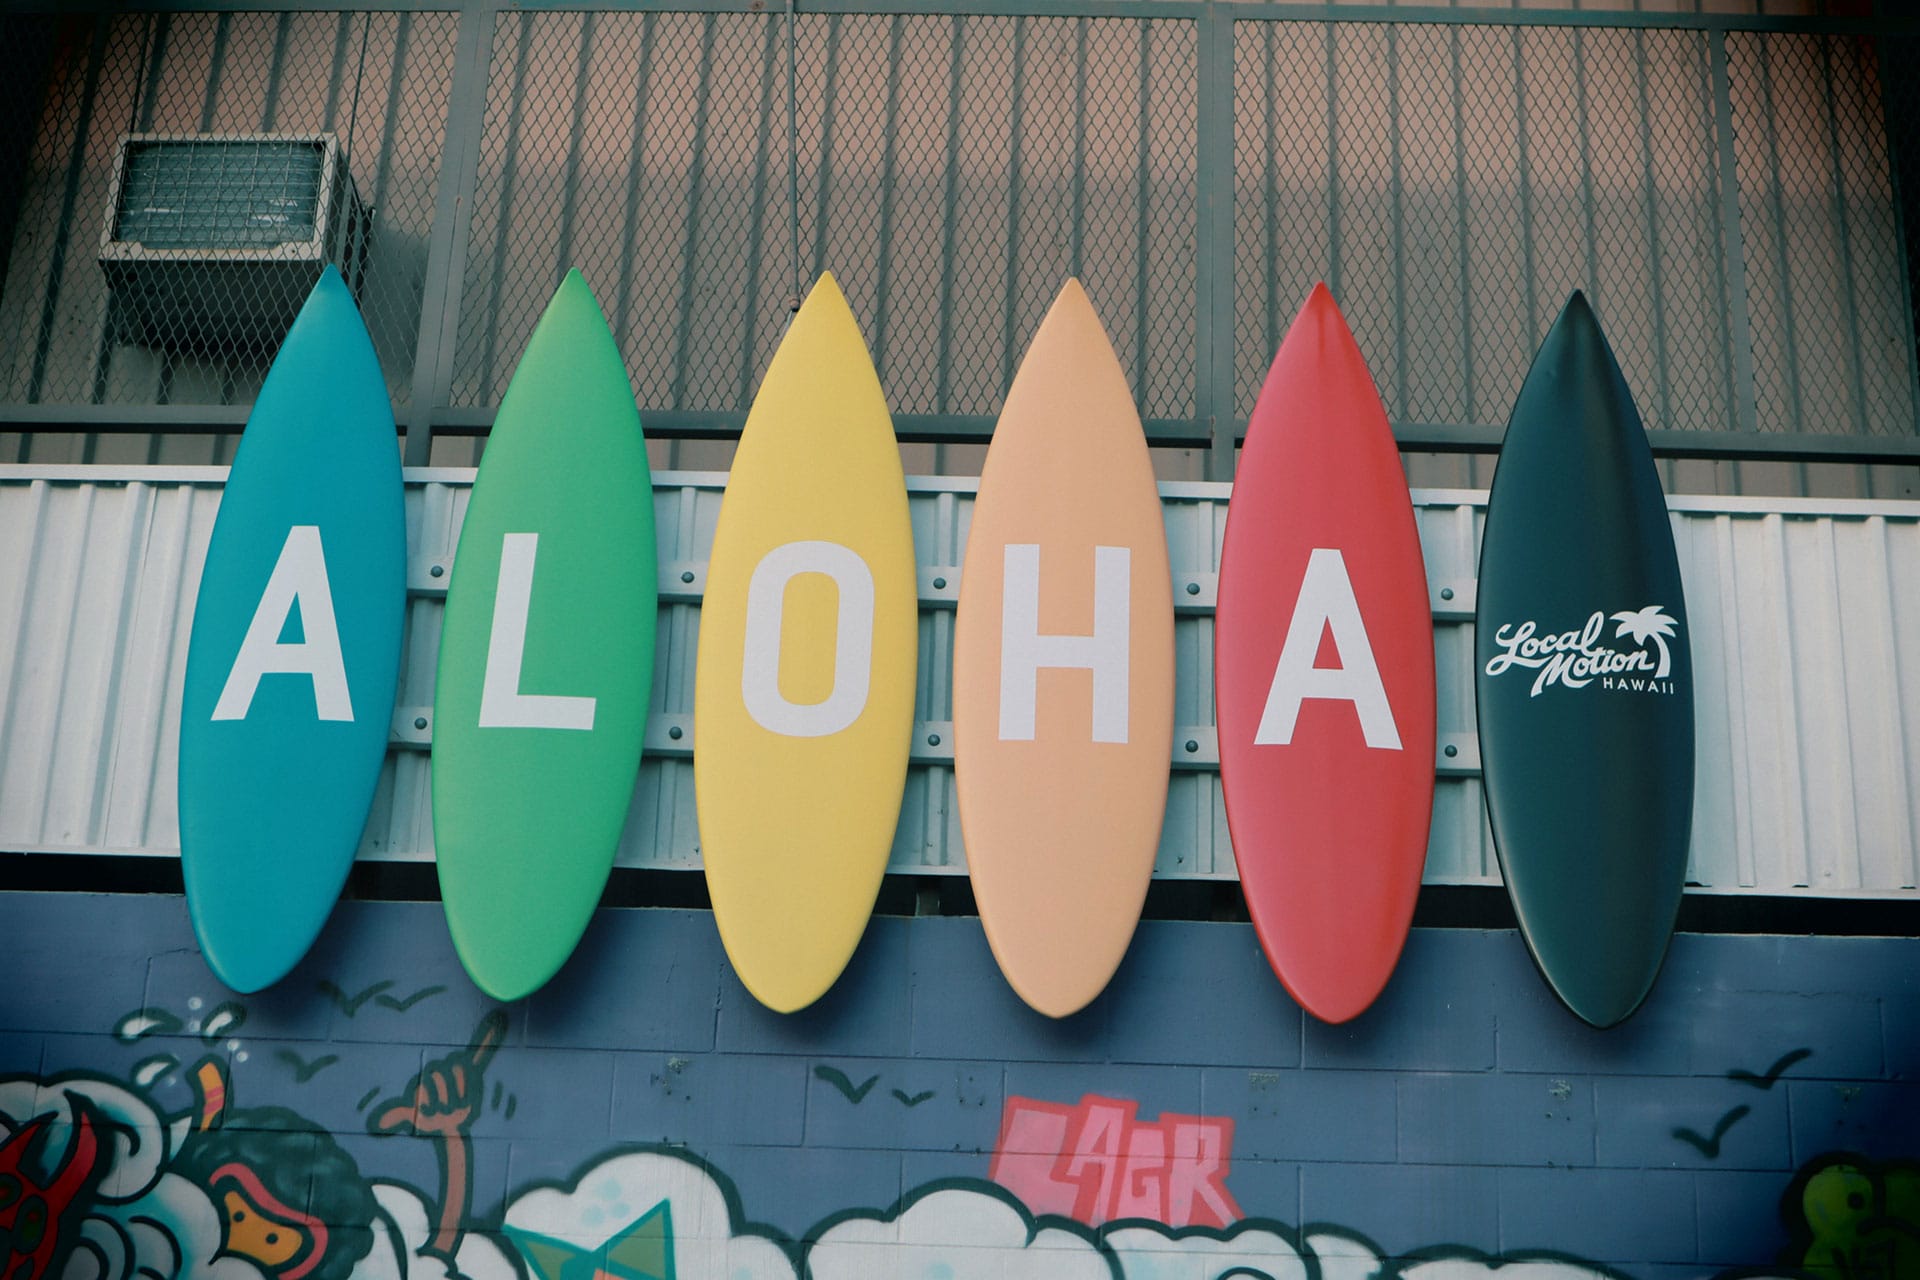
[{"x1": 432, "y1": 270, "x2": 658, "y2": 1001}]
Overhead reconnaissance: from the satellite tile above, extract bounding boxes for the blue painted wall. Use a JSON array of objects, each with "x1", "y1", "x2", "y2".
[{"x1": 0, "y1": 892, "x2": 1913, "y2": 1280}]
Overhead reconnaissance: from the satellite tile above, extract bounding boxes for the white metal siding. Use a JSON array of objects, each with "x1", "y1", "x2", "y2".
[{"x1": 1, "y1": 465, "x2": 1916, "y2": 898}]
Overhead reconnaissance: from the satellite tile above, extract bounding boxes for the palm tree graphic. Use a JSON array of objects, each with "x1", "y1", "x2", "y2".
[{"x1": 1610, "y1": 605, "x2": 1678, "y2": 678}]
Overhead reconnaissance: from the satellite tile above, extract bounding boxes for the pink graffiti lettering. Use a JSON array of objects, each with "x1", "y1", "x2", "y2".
[{"x1": 988, "y1": 1094, "x2": 1242, "y2": 1229}]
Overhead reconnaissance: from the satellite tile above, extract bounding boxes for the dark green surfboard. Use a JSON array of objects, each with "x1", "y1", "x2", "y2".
[
  {"x1": 432, "y1": 270, "x2": 657, "y2": 1001},
  {"x1": 1474, "y1": 292, "x2": 1694, "y2": 1028}
]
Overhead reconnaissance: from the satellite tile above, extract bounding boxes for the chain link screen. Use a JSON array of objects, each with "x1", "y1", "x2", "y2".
[
  {"x1": 452, "y1": 11, "x2": 1196, "y2": 423},
  {"x1": 0, "y1": 5, "x2": 1913, "y2": 475},
  {"x1": 1234, "y1": 22, "x2": 1736, "y2": 434},
  {"x1": 0, "y1": 10, "x2": 456, "y2": 412},
  {"x1": 1729, "y1": 31, "x2": 1914, "y2": 438}
]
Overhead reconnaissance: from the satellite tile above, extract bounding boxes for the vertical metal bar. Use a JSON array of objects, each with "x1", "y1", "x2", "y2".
[
  {"x1": 1070, "y1": 17, "x2": 1089, "y2": 279},
  {"x1": 1323, "y1": 21, "x2": 1341, "y2": 297},
  {"x1": 611, "y1": 13, "x2": 657, "y2": 348},
  {"x1": 344, "y1": 12, "x2": 370, "y2": 173},
  {"x1": 472, "y1": 13, "x2": 530, "y2": 413},
  {"x1": 670, "y1": 13, "x2": 719, "y2": 408},
  {"x1": 1873, "y1": 33, "x2": 1920, "y2": 437},
  {"x1": 1194, "y1": 3, "x2": 1234, "y2": 480},
  {"x1": 324, "y1": 12, "x2": 351, "y2": 128},
  {"x1": 811, "y1": 12, "x2": 843, "y2": 279},
  {"x1": 1261, "y1": 22, "x2": 1278, "y2": 354},
  {"x1": 1133, "y1": 20, "x2": 1152, "y2": 413},
  {"x1": 136, "y1": 14, "x2": 168, "y2": 130},
  {"x1": 99, "y1": 15, "x2": 153, "y2": 403},
  {"x1": 372, "y1": 14, "x2": 411, "y2": 214},
  {"x1": 1000, "y1": 13, "x2": 1026, "y2": 394},
  {"x1": 1634, "y1": 29, "x2": 1672, "y2": 427},
  {"x1": 1697, "y1": 34, "x2": 1738, "y2": 433},
  {"x1": 1817, "y1": 34, "x2": 1871, "y2": 437},
  {"x1": 28, "y1": 17, "x2": 109, "y2": 405},
  {"x1": 870, "y1": 15, "x2": 905, "y2": 375},
  {"x1": 551, "y1": 12, "x2": 596, "y2": 276},
  {"x1": 1387, "y1": 24, "x2": 1407, "y2": 418},
  {"x1": 124, "y1": 14, "x2": 154, "y2": 135},
  {"x1": 405, "y1": 0, "x2": 500, "y2": 465},
  {"x1": 262, "y1": 12, "x2": 290, "y2": 131},
  {"x1": 1512, "y1": 27, "x2": 1537, "y2": 342},
  {"x1": 199, "y1": 12, "x2": 231, "y2": 132},
  {"x1": 736, "y1": 13, "x2": 780, "y2": 406},
  {"x1": 1710, "y1": 29, "x2": 1760, "y2": 436},
  {"x1": 1756, "y1": 33, "x2": 1804, "y2": 433},
  {"x1": 935, "y1": 15, "x2": 966, "y2": 413},
  {"x1": 1574, "y1": 28, "x2": 1598, "y2": 295},
  {"x1": 786, "y1": 0, "x2": 800, "y2": 307},
  {"x1": 1449, "y1": 26, "x2": 1475, "y2": 422},
  {"x1": 202, "y1": 12, "x2": 234, "y2": 408}
]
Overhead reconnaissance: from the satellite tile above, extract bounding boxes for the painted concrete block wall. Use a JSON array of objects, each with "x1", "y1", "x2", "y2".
[{"x1": 0, "y1": 891, "x2": 1914, "y2": 1280}]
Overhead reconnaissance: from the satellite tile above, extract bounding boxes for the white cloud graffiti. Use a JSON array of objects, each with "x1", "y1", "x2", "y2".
[
  {"x1": 503, "y1": 1150, "x2": 795, "y2": 1280},
  {"x1": 809, "y1": 1184, "x2": 1111, "y2": 1280}
]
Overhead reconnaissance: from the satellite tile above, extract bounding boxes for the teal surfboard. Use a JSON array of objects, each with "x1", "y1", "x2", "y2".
[
  {"x1": 179, "y1": 266, "x2": 406, "y2": 993},
  {"x1": 432, "y1": 270, "x2": 657, "y2": 1001}
]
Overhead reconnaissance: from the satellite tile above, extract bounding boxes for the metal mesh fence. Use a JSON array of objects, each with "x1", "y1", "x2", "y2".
[
  {"x1": 0, "y1": 4, "x2": 1913, "y2": 480},
  {"x1": 453, "y1": 11, "x2": 793, "y2": 416},
  {"x1": 452, "y1": 11, "x2": 1197, "y2": 423},
  {"x1": 1233, "y1": 22, "x2": 1735, "y2": 432},
  {"x1": 1729, "y1": 31, "x2": 1915, "y2": 438},
  {"x1": 0, "y1": 10, "x2": 456, "y2": 413}
]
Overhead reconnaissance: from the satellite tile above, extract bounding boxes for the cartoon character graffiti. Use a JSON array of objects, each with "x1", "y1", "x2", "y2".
[
  {"x1": 0, "y1": 996, "x2": 1910, "y2": 1280},
  {"x1": 1791, "y1": 1155, "x2": 1920, "y2": 1280},
  {"x1": 0, "y1": 1011, "x2": 518, "y2": 1280}
]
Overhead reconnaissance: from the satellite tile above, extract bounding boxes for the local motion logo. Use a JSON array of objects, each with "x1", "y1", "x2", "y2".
[{"x1": 1484, "y1": 605, "x2": 1680, "y2": 698}]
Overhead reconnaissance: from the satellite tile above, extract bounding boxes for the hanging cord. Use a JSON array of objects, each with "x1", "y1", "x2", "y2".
[
  {"x1": 338, "y1": 11, "x2": 373, "y2": 302},
  {"x1": 128, "y1": 14, "x2": 154, "y2": 134},
  {"x1": 345, "y1": 12, "x2": 370, "y2": 177},
  {"x1": 786, "y1": 0, "x2": 801, "y2": 314}
]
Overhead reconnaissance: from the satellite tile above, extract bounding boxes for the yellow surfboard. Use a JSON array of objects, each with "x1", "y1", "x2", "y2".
[
  {"x1": 693, "y1": 272, "x2": 919, "y2": 1013},
  {"x1": 952, "y1": 279, "x2": 1176, "y2": 1018}
]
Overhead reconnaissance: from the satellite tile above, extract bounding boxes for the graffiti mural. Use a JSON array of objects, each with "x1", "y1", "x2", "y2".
[
  {"x1": 0, "y1": 975, "x2": 1908, "y2": 1280},
  {"x1": 0, "y1": 909, "x2": 1904, "y2": 1280},
  {"x1": 1789, "y1": 1155, "x2": 1920, "y2": 1280},
  {"x1": 2, "y1": 1003, "x2": 522, "y2": 1280},
  {"x1": 989, "y1": 1095, "x2": 1241, "y2": 1229}
]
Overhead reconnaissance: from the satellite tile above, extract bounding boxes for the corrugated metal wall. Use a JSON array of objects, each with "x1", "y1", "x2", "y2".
[
  {"x1": 0, "y1": 6, "x2": 1914, "y2": 499},
  {"x1": 2, "y1": 466, "x2": 1914, "y2": 898}
]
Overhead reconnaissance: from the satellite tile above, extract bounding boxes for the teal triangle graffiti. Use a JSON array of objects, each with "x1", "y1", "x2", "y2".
[{"x1": 505, "y1": 1200, "x2": 675, "y2": 1280}]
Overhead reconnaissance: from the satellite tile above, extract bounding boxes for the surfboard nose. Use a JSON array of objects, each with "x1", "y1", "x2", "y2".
[{"x1": 1534, "y1": 291, "x2": 1627, "y2": 396}]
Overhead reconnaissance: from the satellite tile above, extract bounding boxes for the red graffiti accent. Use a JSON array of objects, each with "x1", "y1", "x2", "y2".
[
  {"x1": 987, "y1": 1095, "x2": 1242, "y2": 1229},
  {"x1": 0, "y1": 1105, "x2": 102, "y2": 1280}
]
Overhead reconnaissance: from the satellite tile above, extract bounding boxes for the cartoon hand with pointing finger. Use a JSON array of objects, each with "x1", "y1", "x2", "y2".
[{"x1": 370, "y1": 1010, "x2": 506, "y2": 1258}]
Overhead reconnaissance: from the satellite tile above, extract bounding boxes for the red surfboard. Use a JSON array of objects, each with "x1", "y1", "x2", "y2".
[{"x1": 1214, "y1": 284, "x2": 1436, "y2": 1024}]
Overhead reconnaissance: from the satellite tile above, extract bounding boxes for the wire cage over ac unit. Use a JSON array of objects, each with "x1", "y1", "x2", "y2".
[{"x1": 97, "y1": 132, "x2": 370, "y2": 352}]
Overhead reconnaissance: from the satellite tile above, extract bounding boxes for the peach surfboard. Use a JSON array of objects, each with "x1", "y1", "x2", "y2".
[
  {"x1": 694, "y1": 272, "x2": 919, "y2": 1014},
  {"x1": 952, "y1": 279, "x2": 1176, "y2": 1019}
]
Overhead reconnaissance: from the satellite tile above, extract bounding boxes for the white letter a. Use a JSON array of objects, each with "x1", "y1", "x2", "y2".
[
  {"x1": 1255, "y1": 547, "x2": 1401, "y2": 750},
  {"x1": 212, "y1": 525, "x2": 354, "y2": 722}
]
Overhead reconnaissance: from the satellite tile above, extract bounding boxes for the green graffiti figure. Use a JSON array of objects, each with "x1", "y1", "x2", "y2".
[{"x1": 1795, "y1": 1157, "x2": 1920, "y2": 1280}]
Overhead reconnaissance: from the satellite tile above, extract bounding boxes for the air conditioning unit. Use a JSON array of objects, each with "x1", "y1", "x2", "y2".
[{"x1": 98, "y1": 132, "x2": 370, "y2": 352}]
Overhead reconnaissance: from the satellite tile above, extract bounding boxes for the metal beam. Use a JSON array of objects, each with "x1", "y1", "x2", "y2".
[
  {"x1": 1193, "y1": 2, "x2": 1234, "y2": 482},
  {"x1": 7, "y1": 404, "x2": 1916, "y2": 467},
  {"x1": 404, "y1": 0, "x2": 498, "y2": 466},
  {"x1": 7, "y1": 0, "x2": 1906, "y2": 31}
]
